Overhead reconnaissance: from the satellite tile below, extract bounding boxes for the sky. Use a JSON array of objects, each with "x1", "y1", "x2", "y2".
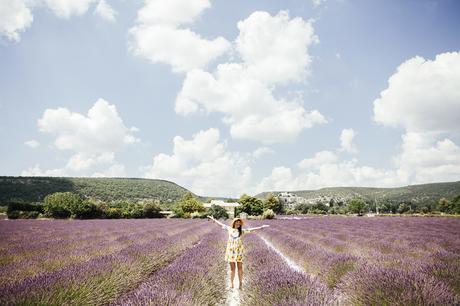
[{"x1": 1, "y1": 0, "x2": 460, "y2": 197}]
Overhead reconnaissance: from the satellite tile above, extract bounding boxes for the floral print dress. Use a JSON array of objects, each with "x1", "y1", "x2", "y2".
[{"x1": 222, "y1": 224, "x2": 252, "y2": 263}]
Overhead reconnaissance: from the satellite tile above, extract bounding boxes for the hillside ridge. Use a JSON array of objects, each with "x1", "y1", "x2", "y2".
[
  {"x1": 256, "y1": 181, "x2": 460, "y2": 204},
  {"x1": 0, "y1": 176, "x2": 198, "y2": 203}
]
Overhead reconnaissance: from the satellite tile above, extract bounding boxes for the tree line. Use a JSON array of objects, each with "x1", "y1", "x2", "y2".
[{"x1": 3, "y1": 191, "x2": 460, "y2": 220}]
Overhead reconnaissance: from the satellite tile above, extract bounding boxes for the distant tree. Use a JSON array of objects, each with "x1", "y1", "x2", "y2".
[
  {"x1": 7, "y1": 201, "x2": 44, "y2": 213},
  {"x1": 206, "y1": 204, "x2": 229, "y2": 219},
  {"x1": 262, "y1": 209, "x2": 275, "y2": 219},
  {"x1": 420, "y1": 206, "x2": 430, "y2": 214},
  {"x1": 452, "y1": 195, "x2": 460, "y2": 214},
  {"x1": 437, "y1": 198, "x2": 453, "y2": 213},
  {"x1": 380, "y1": 200, "x2": 398, "y2": 214},
  {"x1": 74, "y1": 200, "x2": 101, "y2": 219},
  {"x1": 237, "y1": 194, "x2": 264, "y2": 216},
  {"x1": 143, "y1": 200, "x2": 162, "y2": 218},
  {"x1": 294, "y1": 203, "x2": 311, "y2": 214},
  {"x1": 346, "y1": 198, "x2": 367, "y2": 215},
  {"x1": 173, "y1": 193, "x2": 205, "y2": 218},
  {"x1": 310, "y1": 202, "x2": 329, "y2": 214},
  {"x1": 264, "y1": 193, "x2": 284, "y2": 214},
  {"x1": 329, "y1": 198, "x2": 336, "y2": 207},
  {"x1": 44, "y1": 192, "x2": 82, "y2": 218},
  {"x1": 397, "y1": 203, "x2": 410, "y2": 214},
  {"x1": 106, "y1": 207, "x2": 123, "y2": 219},
  {"x1": 438, "y1": 196, "x2": 460, "y2": 214}
]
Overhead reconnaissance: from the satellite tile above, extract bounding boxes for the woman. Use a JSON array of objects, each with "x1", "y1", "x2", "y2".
[{"x1": 207, "y1": 215, "x2": 269, "y2": 289}]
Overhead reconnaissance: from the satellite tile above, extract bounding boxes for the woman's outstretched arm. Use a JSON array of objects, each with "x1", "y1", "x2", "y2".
[
  {"x1": 207, "y1": 215, "x2": 228, "y2": 228},
  {"x1": 245, "y1": 225, "x2": 269, "y2": 233}
]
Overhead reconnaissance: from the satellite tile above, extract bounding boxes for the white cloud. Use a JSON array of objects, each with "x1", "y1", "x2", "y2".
[
  {"x1": 24, "y1": 139, "x2": 40, "y2": 148},
  {"x1": 395, "y1": 132, "x2": 460, "y2": 184},
  {"x1": 252, "y1": 147, "x2": 274, "y2": 159},
  {"x1": 137, "y1": 0, "x2": 210, "y2": 26},
  {"x1": 256, "y1": 156, "x2": 401, "y2": 193},
  {"x1": 65, "y1": 152, "x2": 115, "y2": 172},
  {"x1": 23, "y1": 98, "x2": 138, "y2": 177},
  {"x1": 21, "y1": 164, "x2": 66, "y2": 176},
  {"x1": 1, "y1": 0, "x2": 100, "y2": 42},
  {"x1": 38, "y1": 98, "x2": 139, "y2": 153},
  {"x1": 21, "y1": 158, "x2": 127, "y2": 177},
  {"x1": 257, "y1": 166, "x2": 295, "y2": 192},
  {"x1": 235, "y1": 10, "x2": 318, "y2": 84},
  {"x1": 94, "y1": 0, "x2": 116, "y2": 22},
  {"x1": 129, "y1": 0, "x2": 230, "y2": 73},
  {"x1": 44, "y1": 0, "x2": 96, "y2": 18},
  {"x1": 143, "y1": 128, "x2": 252, "y2": 197},
  {"x1": 373, "y1": 52, "x2": 460, "y2": 134},
  {"x1": 0, "y1": 0, "x2": 33, "y2": 42},
  {"x1": 256, "y1": 52, "x2": 460, "y2": 192},
  {"x1": 176, "y1": 11, "x2": 326, "y2": 144},
  {"x1": 256, "y1": 52, "x2": 459, "y2": 191},
  {"x1": 298, "y1": 150, "x2": 338, "y2": 169},
  {"x1": 312, "y1": 0, "x2": 326, "y2": 7},
  {"x1": 372, "y1": 52, "x2": 460, "y2": 185},
  {"x1": 129, "y1": 25, "x2": 230, "y2": 73},
  {"x1": 92, "y1": 163, "x2": 126, "y2": 177},
  {"x1": 339, "y1": 128, "x2": 357, "y2": 153}
]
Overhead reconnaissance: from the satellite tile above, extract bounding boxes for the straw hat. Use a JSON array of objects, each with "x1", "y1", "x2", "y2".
[{"x1": 231, "y1": 217, "x2": 244, "y2": 228}]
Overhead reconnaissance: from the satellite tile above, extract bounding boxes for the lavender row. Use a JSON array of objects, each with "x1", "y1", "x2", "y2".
[
  {"x1": 0, "y1": 219, "x2": 200, "y2": 285},
  {"x1": 0, "y1": 219, "x2": 191, "y2": 256},
  {"x1": 240, "y1": 233, "x2": 332, "y2": 306},
  {"x1": 0, "y1": 220, "x2": 213, "y2": 305},
  {"x1": 111, "y1": 227, "x2": 228, "y2": 306},
  {"x1": 257, "y1": 225, "x2": 358, "y2": 289},
  {"x1": 251, "y1": 217, "x2": 460, "y2": 303}
]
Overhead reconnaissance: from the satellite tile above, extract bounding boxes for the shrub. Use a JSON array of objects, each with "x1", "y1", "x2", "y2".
[
  {"x1": 43, "y1": 192, "x2": 82, "y2": 218},
  {"x1": 206, "y1": 204, "x2": 229, "y2": 219},
  {"x1": 262, "y1": 209, "x2": 275, "y2": 219},
  {"x1": 264, "y1": 193, "x2": 284, "y2": 214},
  {"x1": 346, "y1": 198, "x2": 367, "y2": 215},
  {"x1": 237, "y1": 194, "x2": 264, "y2": 216},
  {"x1": 294, "y1": 203, "x2": 310, "y2": 214},
  {"x1": 143, "y1": 200, "x2": 163, "y2": 218},
  {"x1": 7, "y1": 210, "x2": 20, "y2": 219},
  {"x1": 19, "y1": 211, "x2": 40, "y2": 219},
  {"x1": 106, "y1": 207, "x2": 123, "y2": 219},
  {"x1": 73, "y1": 200, "x2": 101, "y2": 219},
  {"x1": 397, "y1": 203, "x2": 410, "y2": 214},
  {"x1": 310, "y1": 202, "x2": 329, "y2": 214},
  {"x1": 173, "y1": 192, "x2": 204, "y2": 218},
  {"x1": 7, "y1": 201, "x2": 44, "y2": 213}
]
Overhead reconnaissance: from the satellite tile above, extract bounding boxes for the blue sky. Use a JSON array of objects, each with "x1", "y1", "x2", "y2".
[{"x1": 1, "y1": 0, "x2": 459, "y2": 197}]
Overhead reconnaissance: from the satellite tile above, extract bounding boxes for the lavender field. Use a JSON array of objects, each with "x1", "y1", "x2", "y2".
[{"x1": 1, "y1": 217, "x2": 459, "y2": 305}]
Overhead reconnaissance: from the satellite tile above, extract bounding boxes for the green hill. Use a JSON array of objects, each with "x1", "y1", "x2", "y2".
[
  {"x1": 0, "y1": 176, "x2": 197, "y2": 204},
  {"x1": 256, "y1": 181, "x2": 460, "y2": 204}
]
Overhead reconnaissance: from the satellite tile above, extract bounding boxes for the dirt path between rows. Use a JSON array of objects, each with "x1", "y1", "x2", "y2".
[{"x1": 258, "y1": 234, "x2": 346, "y2": 306}]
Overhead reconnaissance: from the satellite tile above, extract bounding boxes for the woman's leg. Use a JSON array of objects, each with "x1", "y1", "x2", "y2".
[
  {"x1": 229, "y1": 262, "x2": 236, "y2": 288},
  {"x1": 237, "y1": 261, "x2": 243, "y2": 289}
]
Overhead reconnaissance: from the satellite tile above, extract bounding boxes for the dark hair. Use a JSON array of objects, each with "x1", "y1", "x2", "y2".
[{"x1": 232, "y1": 219, "x2": 243, "y2": 237}]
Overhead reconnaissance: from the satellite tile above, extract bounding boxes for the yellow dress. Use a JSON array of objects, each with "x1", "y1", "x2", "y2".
[{"x1": 222, "y1": 224, "x2": 252, "y2": 263}]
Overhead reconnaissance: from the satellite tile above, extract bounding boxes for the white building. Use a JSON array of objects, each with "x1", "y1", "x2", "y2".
[{"x1": 277, "y1": 192, "x2": 307, "y2": 208}]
